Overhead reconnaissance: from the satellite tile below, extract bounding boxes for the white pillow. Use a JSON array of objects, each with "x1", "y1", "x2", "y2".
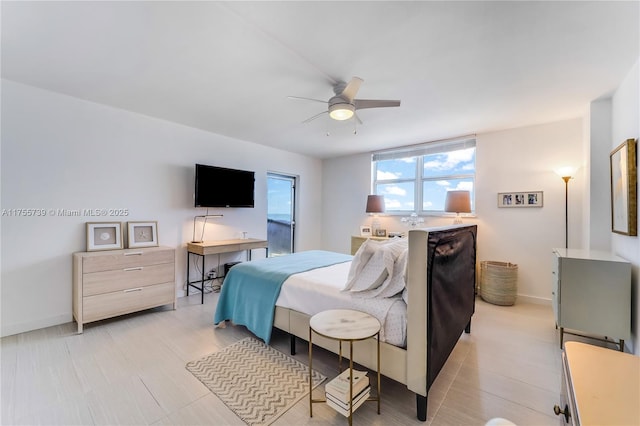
[
  {"x1": 381, "y1": 238, "x2": 408, "y2": 259},
  {"x1": 354, "y1": 247, "x2": 408, "y2": 298},
  {"x1": 348, "y1": 247, "x2": 394, "y2": 292},
  {"x1": 343, "y1": 239, "x2": 383, "y2": 291}
]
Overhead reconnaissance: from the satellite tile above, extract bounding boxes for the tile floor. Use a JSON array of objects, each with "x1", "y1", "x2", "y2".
[{"x1": 1, "y1": 292, "x2": 620, "y2": 425}]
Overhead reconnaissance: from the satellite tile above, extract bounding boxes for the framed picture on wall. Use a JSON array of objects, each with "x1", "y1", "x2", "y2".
[
  {"x1": 498, "y1": 191, "x2": 543, "y2": 208},
  {"x1": 610, "y1": 139, "x2": 637, "y2": 236},
  {"x1": 86, "y1": 222, "x2": 123, "y2": 251},
  {"x1": 127, "y1": 221, "x2": 159, "y2": 248}
]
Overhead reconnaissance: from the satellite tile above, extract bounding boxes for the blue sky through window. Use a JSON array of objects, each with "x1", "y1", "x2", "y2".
[{"x1": 374, "y1": 147, "x2": 475, "y2": 212}]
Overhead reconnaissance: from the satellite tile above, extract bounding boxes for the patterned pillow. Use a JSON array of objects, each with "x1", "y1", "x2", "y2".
[
  {"x1": 348, "y1": 247, "x2": 394, "y2": 292},
  {"x1": 343, "y1": 239, "x2": 383, "y2": 291},
  {"x1": 353, "y1": 247, "x2": 408, "y2": 298}
]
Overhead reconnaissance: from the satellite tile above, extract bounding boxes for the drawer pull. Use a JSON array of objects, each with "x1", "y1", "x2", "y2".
[
  {"x1": 124, "y1": 287, "x2": 143, "y2": 293},
  {"x1": 124, "y1": 252, "x2": 143, "y2": 256},
  {"x1": 124, "y1": 267, "x2": 144, "y2": 272},
  {"x1": 553, "y1": 404, "x2": 570, "y2": 423}
]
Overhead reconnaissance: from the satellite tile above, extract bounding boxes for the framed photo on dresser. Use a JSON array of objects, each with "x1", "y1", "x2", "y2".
[
  {"x1": 127, "y1": 221, "x2": 159, "y2": 248},
  {"x1": 86, "y1": 222, "x2": 123, "y2": 251}
]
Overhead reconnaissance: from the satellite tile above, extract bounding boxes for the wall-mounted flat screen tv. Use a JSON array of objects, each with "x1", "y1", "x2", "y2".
[{"x1": 194, "y1": 164, "x2": 255, "y2": 208}]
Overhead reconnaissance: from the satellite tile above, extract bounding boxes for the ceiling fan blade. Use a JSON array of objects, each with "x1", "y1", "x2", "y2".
[
  {"x1": 340, "y1": 77, "x2": 364, "y2": 102},
  {"x1": 287, "y1": 96, "x2": 326, "y2": 104},
  {"x1": 301, "y1": 111, "x2": 328, "y2": 124},
  {"x1": 354, "y1": 99, "x2": 401, "y2": 110}
]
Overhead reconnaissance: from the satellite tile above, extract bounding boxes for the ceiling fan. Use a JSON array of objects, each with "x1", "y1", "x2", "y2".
[{"x1": 288, "y1": 77, "x2": 401, "y2": 124}]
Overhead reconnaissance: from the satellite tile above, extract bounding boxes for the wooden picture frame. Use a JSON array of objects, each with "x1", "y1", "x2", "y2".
[
  {"x1": 86, "y1": 222, "x2": 122, "y2": 251},
  {"x1": 374, "y1": 228, "x2": 387, "y2": 237},
  {"x1": 497, "y1": 191, "x2": 543, "y2": 208},
  {"x1": 127, "y1": 221, "x2": 159, "y2": 248},
  {"x1": 610, "y1": 139, "x2": 637, "y2": 236}
]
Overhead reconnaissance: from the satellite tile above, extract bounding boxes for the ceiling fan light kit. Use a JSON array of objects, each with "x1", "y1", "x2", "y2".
[
  {"x1": 290, "y1": 76, "x2": 400, "y2": 124},
  {"x1": 328, "y1": 102, "x2": 355, "y2": 120}
]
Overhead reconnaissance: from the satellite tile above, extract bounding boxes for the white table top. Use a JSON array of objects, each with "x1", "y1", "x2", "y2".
[{"x1": 310, "y1": 309, "x2": 380, "y2": 341}]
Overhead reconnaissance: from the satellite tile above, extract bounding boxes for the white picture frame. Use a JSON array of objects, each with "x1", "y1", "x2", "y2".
[
  {"x1": 127, "y1": 221, "x2": 158, "y2": 248},
  {"x1": 360, "y1": 226, "x2": 372, "y2": 237},
  {"x1": 87, "y1": 222, "x2": 123, "y2": 251},
  {"x1": 498, "y1": 191, "x2": 543, "y2": 208}
]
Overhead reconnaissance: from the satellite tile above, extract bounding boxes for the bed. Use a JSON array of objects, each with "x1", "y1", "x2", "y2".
[{"x1": 214, "y1": 224, "x2": 477, "y2": 421}]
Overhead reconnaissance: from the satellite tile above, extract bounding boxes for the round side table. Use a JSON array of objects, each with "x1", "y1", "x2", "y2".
[{"x1": 308, "y1": 309, "x2": 381, "y2": 424}]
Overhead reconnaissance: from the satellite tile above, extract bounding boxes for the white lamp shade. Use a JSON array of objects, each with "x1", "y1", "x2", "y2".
[
  {"x1": 445, "y1": 190, "x2": 471, "y2": 213},
  {"x1": 366, "y1": 195, "x2": 385, "y2": 213}
]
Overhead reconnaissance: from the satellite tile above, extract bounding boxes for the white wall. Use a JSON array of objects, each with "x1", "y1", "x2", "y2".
[
  {"x1": 322, "y1": 119, "x2": 585, "y2": 303},
  {"x1": 610, "y1": 59, "x2": 640, "y2": 354},
  {"x1": 586, "y1": 99, "x2": 613, "y2": 251},
  {"x1": 0, "y1": 80, "x2": 323, "y2": 337}
]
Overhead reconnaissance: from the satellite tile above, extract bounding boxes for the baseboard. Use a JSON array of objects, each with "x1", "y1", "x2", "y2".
[
  {"x1": 516, "y1": 294, "x2": 552, "y2": 306},
  {"x1": 1, "y1": 313, "x2": 72, "y2": 338}
]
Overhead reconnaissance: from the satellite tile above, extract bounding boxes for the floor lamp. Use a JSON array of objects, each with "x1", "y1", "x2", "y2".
[{"x1": 556, "y1": 167, "x2": 575, "y2": 249}]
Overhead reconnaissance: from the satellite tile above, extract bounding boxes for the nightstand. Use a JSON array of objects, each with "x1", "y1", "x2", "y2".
[{"x1": 350, "y1": 235, "x2": 390, "y2": 255}]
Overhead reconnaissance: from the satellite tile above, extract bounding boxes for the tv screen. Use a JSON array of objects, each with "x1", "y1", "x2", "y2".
[{"x1": 194, "y1": 164, "x2": 255, "y2": 208}]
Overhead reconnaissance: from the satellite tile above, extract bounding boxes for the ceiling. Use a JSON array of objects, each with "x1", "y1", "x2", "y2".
[{"x1": 2, "y1": 1, "x2": 638, "y2": 159}]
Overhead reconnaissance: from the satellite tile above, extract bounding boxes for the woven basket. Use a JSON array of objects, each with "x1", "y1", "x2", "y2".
[{"x1": 480, "y1": 261, "x2": 518, "y2": 306}]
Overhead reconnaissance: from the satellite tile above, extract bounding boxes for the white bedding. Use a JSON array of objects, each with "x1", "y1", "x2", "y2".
[{"x1": 275, "y1": 261, "x2": 408, "y2": 347}]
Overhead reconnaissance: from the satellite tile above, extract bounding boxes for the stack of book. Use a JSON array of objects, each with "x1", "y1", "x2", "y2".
[{"x1": 325, "y1": 369, "x2": 371, "y2": 417}]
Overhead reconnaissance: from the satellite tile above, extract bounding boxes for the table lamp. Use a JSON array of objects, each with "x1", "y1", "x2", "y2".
[
  {"x1": 366, "y1": 195, "x2": 385, "y2": 233},
  {"x1": 444, "y1": 190, "x2": 471, "y2": 224}
]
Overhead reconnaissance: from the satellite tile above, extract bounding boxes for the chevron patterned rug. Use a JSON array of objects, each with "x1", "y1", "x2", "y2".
[{"x1": 186, "y1": 337, "x2": 325, "y2": 426}]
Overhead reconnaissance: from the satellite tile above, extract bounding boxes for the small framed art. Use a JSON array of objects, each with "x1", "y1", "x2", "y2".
[
  {"x1": 86, "y1": 222, "x2": 123, "y2": 251},
  {"x1": 374, "y1": 229, "x2": 387, "y2": 237},
  {"x1": 360, "y1": 226, "x2": 372, "y2": 237},
  {"x1": 498, "y1": 191, "x2": 543, "y2": 208},
  {"x1": 127, "y1": 221, "x2": 158, "y2": 248},
  {"x1": 610, "y1": 139, "x2": 637, "y2": 236}
]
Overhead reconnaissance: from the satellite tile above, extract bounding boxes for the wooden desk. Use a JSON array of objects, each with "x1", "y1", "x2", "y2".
[{"x1": 186, "y1": 238, "x2": 268, "y2": 303}]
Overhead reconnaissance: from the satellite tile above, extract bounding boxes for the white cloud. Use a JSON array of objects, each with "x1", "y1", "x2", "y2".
[
  {"x1": 383, "y1": 185, "x2": 407, "y2": 196},
  {"x1": 377, "y1": 170, "x2": 400, "y2": 180},
  {"x1": 455, "y1": 182, "x2": 474, "y2": 191},
  {"x1": 424, "y1": 148, "x2": 475, "y2": 171},
  {"x1": 385, "y1": 198, "x2": 403, "y2": 209},
  {"x1": 436, "y1": 180, "x2": 451, "y2": 186}
]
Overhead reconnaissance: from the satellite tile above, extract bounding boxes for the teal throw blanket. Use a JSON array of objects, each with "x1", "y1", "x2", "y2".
[{"x1": 213, "y1": 250, "x2": 352, "y2": 343}]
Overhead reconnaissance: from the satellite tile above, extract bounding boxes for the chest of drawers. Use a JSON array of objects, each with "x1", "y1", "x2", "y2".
[
  {"x1": 551, "y1": 248, "x2": 630, "y2": 350},
  {"x1": 73, "y1": 246, "x2": 176, "y2": 333}
]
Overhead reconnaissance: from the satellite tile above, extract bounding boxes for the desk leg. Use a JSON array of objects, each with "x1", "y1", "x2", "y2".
[
  {"x1": 201, "y1": 253, "x2": 205, "y2": 304},
  {"x1": 186, "y1": 252, "x2": 190, "y2": 296}
]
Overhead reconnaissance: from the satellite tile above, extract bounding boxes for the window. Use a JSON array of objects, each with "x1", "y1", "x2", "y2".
[{"x1": 372, "y1": 138, "x2": 476, "y2": 214}]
